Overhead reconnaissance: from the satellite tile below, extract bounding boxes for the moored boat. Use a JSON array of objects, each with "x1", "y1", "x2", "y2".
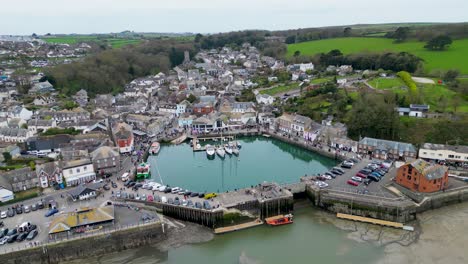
[
  {"x1": 265, "y1": 214, "x2": 293, "y2": 226},
  {"x1": 150, "y1": 142, "x2": 160, "y2": 155},
  {"x1": 224, "y1": 144, "x2": 233, "y2": 155},
  {"x1": 232, "y1": 147, "x2": 239, "y2": 156},
  {"x1": 206, "y1": 145, "x2": 215, "y2": 158},
  {"x1": 216, "y1": 146, "x2": 226, "y2": 158},
  {"x1": 136, "y1": 162, "x2": 151, "y2": 180}
]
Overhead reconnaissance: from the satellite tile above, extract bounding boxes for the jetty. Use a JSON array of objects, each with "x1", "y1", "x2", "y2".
[
  {"x1": 171, "y1": 134, "x2": 187, "y2": 145},
  {"x1": 336, "y1": 213, "x2": 413, "y2": 231},
  {"x1": 214, "y1": 219, "x2": 264, "y2": 234}
]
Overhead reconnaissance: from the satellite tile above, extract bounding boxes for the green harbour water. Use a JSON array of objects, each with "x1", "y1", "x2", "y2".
[{"x1": 147, "y1": 136, "x2": 338, "y2": 193}]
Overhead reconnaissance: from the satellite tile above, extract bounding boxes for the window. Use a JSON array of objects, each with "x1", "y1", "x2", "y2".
[
  {"x1": 84, "y1": 166, "x2": 87, "y2": 171},
  {"x1": 69, "y1": 169, "x2": 72, "y2": 174},
  {"x1": 407, "y1": 175, "x2": 411, "y2": 180},
  {"x1": 433, "y1": 180, "x2": 436, "y2": 184},
  {"x1": 448, "y1": 155, "x2": 454, "y2": 158},
  {"x1": 76, "y1": 168, "x2": 80, "y2": 173},
  {"x1": 423, "y1": 152, "x2": 427, "y2": 155}
]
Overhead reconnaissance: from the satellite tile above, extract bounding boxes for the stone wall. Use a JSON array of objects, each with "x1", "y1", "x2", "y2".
[{"x1": 0, "y1": 222, "x2": 166, "y2": 264}]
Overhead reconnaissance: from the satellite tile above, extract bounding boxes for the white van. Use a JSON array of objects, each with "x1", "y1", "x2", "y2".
[
  {"x1": 18, "y1": 222, "x2": 31, "y2": 233},
  {"x1": 121, "y1": 173, "x2": 129, "y2": 181}
]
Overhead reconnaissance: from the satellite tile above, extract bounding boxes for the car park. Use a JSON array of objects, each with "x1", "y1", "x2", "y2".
[
  {"x1": 351, "y1": 176, "x2": 363, "y2": 182},
  {"x1": 347, "y1": 179, "x2": 359, "y2": 186}
]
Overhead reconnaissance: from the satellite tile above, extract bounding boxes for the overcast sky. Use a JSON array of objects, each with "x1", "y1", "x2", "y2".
[{"x1": 2, "y1": 0, "x2": 467, "y2": 35}]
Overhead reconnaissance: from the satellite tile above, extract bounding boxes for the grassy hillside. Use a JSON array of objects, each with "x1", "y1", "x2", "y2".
[
  {"x1": 43, "y1": 36, "x2": 142, "y2": 48},
  {"x1": 287, "y1": 37, "x2": 468, "y2": 74}
]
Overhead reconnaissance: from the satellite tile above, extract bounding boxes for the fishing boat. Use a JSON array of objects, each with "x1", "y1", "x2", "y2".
[
  {"x1": 206, "y1": 145, "x2": 215, "y2": 158},
  {"x1": 149, "y1": 142, "x2": 160, "y2": 155},
  {"x1": 265, "y1": 214, "x2": 293, "y2": 226},
  {"x1": 136, "y1": 162, "x2": 151, "y2": 180},
  {"x1": 224, "y1": 144, "x2": 233, "y2": 155},
  {"x1": 216, "y1": 146, "x2": 226, "y2": 158},
  {"x1": 235, "y1": 141, "x2": 242, "y2": 149}
]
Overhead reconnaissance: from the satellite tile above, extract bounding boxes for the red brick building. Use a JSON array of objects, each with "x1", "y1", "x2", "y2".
[
  {"x1": 396, "y1": 159, "x2": 448, "y2": 193},
  {"x1": 112, "y1": 122, "x2": 134, "y2": 154}
]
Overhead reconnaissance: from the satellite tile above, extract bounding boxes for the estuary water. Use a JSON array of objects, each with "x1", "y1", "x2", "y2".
[{"x1": 147, "y1": 136, "x2": 337, "y2": 193}]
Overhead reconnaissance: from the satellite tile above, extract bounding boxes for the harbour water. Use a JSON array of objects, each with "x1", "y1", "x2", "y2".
[{"x1": 147, "y1": 136, "x2": 337, "y2": 193}]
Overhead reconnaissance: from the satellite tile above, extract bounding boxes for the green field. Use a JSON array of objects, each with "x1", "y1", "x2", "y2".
[
  {"x1": 259, "y1": 83, "x2": 299, "y2": 95},
  {"x1": 43, "y1": 36, "x2": 142, "y2": 48},
  {"x1": 368, "y1": 77, "x2": 406, "y2": 90},
  {"x1": 287, "y1": 37, "x2": 468, "y2": 74}
]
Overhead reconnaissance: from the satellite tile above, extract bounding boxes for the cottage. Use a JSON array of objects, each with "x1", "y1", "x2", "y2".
[
  {"x1": 358, "y1": 137, "x2": 417, "y2": 160},
  {"x1": 2, "y1": 167, "x2": 39, "y2": 192},
  {"x1": 36, "y1": 161, "x2": 62, "y2": 188},
  {"x1": 27, "y1": 119, "x2": 57, "y2": 134},
  {"x1": 277, "y1": 113, "x2": 294, "y2": 133},
  {"x1": 396, "y1": 159, "x2": 448, "y2": 193},
  {"x1": 292, "y1": 114, "x2": 313, "y2": 134},
  {"x1": 256, "y1": 94, "x2": 274, "y2": 105},
  {"x1": 397, "y1": 104, "x2": 430, "y2": 118}
]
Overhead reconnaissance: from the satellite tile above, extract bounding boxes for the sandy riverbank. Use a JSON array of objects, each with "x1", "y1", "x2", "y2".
[{"x1": 318, "y1": 201, "x2": 468, "y2": 264}]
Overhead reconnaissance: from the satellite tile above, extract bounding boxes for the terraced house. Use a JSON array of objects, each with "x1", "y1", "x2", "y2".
[{"x1": 358, "y1": 137, "x2": 417, "y2": 160}]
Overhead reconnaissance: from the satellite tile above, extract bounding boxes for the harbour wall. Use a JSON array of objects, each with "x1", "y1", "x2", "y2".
[{"x1": 0, "y1": 221, "x2": 165, "y2": 264}]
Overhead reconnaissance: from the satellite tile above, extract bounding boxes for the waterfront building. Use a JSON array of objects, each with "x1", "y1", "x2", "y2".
[
  {"x1": 396, "y1": 159, "x2": 448, "y2": 193},
  {"x1": 358, "y1": 137, "x2": 417, "y2": 160},
  {"x1": 48, "y1": 206, "x2": 114, "y2": 235},
  {"x1": 418, "y1": 143, "x2": 468, "y2": 165},
  {"x1": 91, "y1": 146, "x2": 121, "y2": 174}
]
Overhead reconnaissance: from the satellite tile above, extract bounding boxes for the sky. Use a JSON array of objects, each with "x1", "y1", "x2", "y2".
[{"x1": 1, "y1": 0, "x2": 467, "y2": 35}]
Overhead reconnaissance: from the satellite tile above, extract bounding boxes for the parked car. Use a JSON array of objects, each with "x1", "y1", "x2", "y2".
[
  {"x1": 128, "y1": 182, "x2": 137, "y2": 187},
  {"x1": 171, "y1": 187, "x2": 182, "y2": 194},
  {"x1": 317, "y1": 175, "x2": 328, "y2": 181},
  {"x1": 364, "y1": 178, "x2": 372, "y2": 185},
  {"x1": 37, "y1": 201, "x2": 44, "y2": 209},
  {"x1": 355, "y1": 172, "x2": 367, "y2": 178},
  {"x1": 0, "y1": 237, "x2": 8, "y2": 245},
  {"x1": 173, "y1": 199, "x2": 181, "y2": 206},
  {"x1": 147, "y1": 195, "x2": 154, "y2": 202},
  {"x1": 15, "y1": 206, "x2": 23, "y2": 214},
  {"x1": 154, "y1": 195, "x2": 161, "y2": 203},
  {"x1": 167, "y1": 198, "x2": 174, "y2": 204},
  {"x1": 7, "y1": 208, "x2": 15, "y2": 217},
  {"x1": 164, "y1": 187, "x2": 172, "y2": 193},
  {"x1": 198, "y1": 193, "x2": 205, "y2": 198},
  {"x1": 112, "y1": 182, "x2": 118, "y2": 188},
  {"x1": 359, "y1": 169, "x2": 372, "y2": 175},
  {"x1": 315, "y1": 181, "x2": 329, "y2": 188},
  {"x1": 23, "y1": 205, "x2": 31, "y2": 213},
  {"x1": 103, "y1": 185, "x2": 111, "y2": 191},
  {"x1": 367, "y1": 175, "x2": 380, "y2": 182},
  {"x1": 351, "y1": 176, "x2": 363, "y2": 182},
  {"x1": 16, "y1": 232, "x2": 28, "y2": 242},
  {"x1": 26, "y1": 230, "x2": 38, "y2": 240},
  {"x1": 7, "y1": 234, "x2": 18, "y2": 243},
  {"x1": 157, "y1": 185, "x2": 167, "y2": 192},
  {"x1": 322, "y1": 174, "x2": 333, "y2": 180},
  {"x1": 330, "y1": 169, "x2": 343, "y2": 175},
  {"x1": 45, "y1": 208, "x2": 59, "y2": 217},
  {"x1": 203, "y1": 201, "x2": 212, "y2": 210},
  {"x1": 31, "y1": 204, "x2": 37, "y2": 211},
  {"x1": 0, "y1": 228, "x2": 8, "y2": 237},
  {"x1": 141, "y1": 194, "x2": 147, "y2": 201},
  {"x1": 195, "y1": 202, "x2": 202, "y2": 209},
  {"x1": 204, "y1": 193, "x2": 217, "y2": 199},
  {"x1": 161, "y1": 196, "x2": 167, "y2": 203},
  {"x1": 0, "y1": 211, "x2": 6, "y2": 219},
  {"x1": 187, "y1": 200, "x2": 193, "y2": 207},
  {"x1": 341, "y1": 163, "x2": 352, "y2": 169},
  {"x1": 333, "y1": 167, "x2": 345, "y2": 174},
  {"x1": 347, "y1": 180, "x2": 360, "y2": 186},
  {"x1": 370, "y1": 172, "x2": 383, "y2": 178},
  {"x1": 6, "y1": 229, "x2": 17, "y2": 236},
  {"x1": 190, "y1": 192, "x2": 199, "y2": 197}
]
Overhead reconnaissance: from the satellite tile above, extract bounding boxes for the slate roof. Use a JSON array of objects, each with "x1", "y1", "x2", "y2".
[
  {"x1": 421, "y1": 143, "x2": 468, "y2": 154},
  {"x1": 409, "y1": 159, "x2": 448, "y2": 180},
  {"x1": 91, "y1": 146, "x2": 120, "y2": 160},
  {"x1": 359, "y1": 137, "x2": 417, "y2": 153},
  {"x1": 48, "y1": 206, "x2": 114, "y2": 234}
]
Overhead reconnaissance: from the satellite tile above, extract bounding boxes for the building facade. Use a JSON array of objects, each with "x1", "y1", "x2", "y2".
[
  {"x1": 62, "y1": 159, "x2": 96, "y2": 186},
  {"x1": 396, "y1": 159, "x2": 448, "y2": 193}
]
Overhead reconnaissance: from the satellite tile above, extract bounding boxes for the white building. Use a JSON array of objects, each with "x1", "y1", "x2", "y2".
[
  {"x1": 419, "y1": 143, "x2": 468, "y2": 163},
  {"x1": 62, "y1": 159, "x2": 96, "y2": 186},
  {"x1": 256, "y1": 94, "x2": 274, "y2": 105},
  {"x1": 0, "y1": 187, "x2": 14, "y2": 203},
  {"x1": 299, "y1": 63, "x2": 314, "y2": 72}
]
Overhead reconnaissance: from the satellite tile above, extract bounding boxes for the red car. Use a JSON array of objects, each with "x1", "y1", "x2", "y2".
[
  {"x1": 347, "y1": 179, "x2": 359, "y2": 186},
  {"x1": 146, "y1": 195, "x2": 154, "y2": 202},
  {"x1": 355, "y1": 172, "x2": 367, "y2": 178}
]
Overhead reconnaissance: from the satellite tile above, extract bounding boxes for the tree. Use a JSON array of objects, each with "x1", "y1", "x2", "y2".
[
  {"x1": 63, "y1": 101, "x2": 78, "y2": 110},
  {"x1": 444, "y1": 69, "x2": 459, "y2": 82},
  {"x1": 2, "y1": 152, "x2": 12, "y2": 163},
  {"x1": 452, "y1": 96, "x2": 461, "y2": 113},
  {"x1": 187, "y1": 94, "x2": 197, "y2": 103},
  {"x1": 285, "y1": 35, "x2": 296, "y2": 44},
  {"x1": 343, "y1": 27, "x2": 352, "y2": 37},
  {"x1": 424, "y1": 35, "x2": 453, "y2": 50},
  {"x1": 293, "y1": 50, "x2": 301, "y2": 57},
  {"x1": 194, "y1": 33, "x2": 203, "y2": 43},
  {"x1": 393, "y1": 27, "x2": 410, "y2": 42}
]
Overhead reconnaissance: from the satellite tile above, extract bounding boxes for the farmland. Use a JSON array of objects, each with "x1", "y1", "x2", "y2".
[
  {"x1": 287, "y1": 37, "x2": 468, "y2": 74},
  {"x1": 259, "y1": 83, "x2": 299, "y2": 95},
  {"x1": 367, "y1": 77, "x2": 406, "y2": 90},
  {"x1": 42, "y1": 35, "x2": 142, "y2": 48}
]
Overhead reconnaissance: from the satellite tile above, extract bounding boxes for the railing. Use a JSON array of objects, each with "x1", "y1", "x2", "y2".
[{"x1": 0, "y1": 219, "x2": 161, "y2": 255}]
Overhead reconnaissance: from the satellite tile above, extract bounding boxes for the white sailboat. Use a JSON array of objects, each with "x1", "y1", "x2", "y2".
[
  {"x1": 224, "y1": 144, "x2": 233, "y2": 155},
  {"x1": 232, "y1": 146, "x2": 239, "y2": 156},
  {"x1": 216, "y1": 145, "x2": 226, "y2": 158},
  {"x1": 206, "y1": 144, "x2": 215, "y2": 158}
]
